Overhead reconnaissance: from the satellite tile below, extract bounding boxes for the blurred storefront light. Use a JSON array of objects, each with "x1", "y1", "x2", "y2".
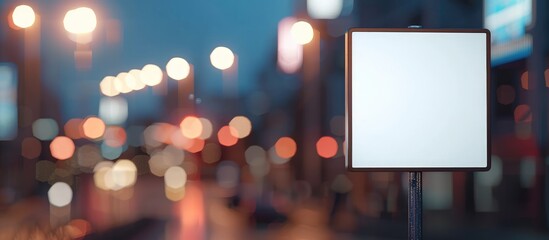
[
  {"x1": 99, "y1": 96, "x2": 128, "y2": 125},
  {"x1": 32, "y1": 118, "x2": 59, "y2": 141},
  {"x1": 48, "y1": 182, "x2": 73, "y2": 207},
  {"x1": 12, "y1": 5, "x2": 36, "y2": 29},
  {"x1": 0, "y1": 64, "x2": 18, "y2": 140}
]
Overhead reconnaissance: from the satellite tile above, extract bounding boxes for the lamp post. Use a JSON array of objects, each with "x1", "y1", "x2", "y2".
[
  {"x1": 291, "y1": 20, "x2": 322, "y2": 190},
  {"x1": 166, "y1": 57, "x2": 195, "y2": 111},
  {"x1": 210, "y1": 46, "x2": 237, "y2": 97},
  {"x1": 10, "y1": 4, "x2": 42, "y2": 199},
  {"x1": 63, "y1": 7, "x2": 97, "y2": 69}
]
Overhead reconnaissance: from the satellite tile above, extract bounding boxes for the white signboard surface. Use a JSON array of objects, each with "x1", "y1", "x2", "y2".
[{"x1": 346, "y1": 29, "x2": 490, "y2": 171}]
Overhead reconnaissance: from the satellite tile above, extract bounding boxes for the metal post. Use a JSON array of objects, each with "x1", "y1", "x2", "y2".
[
  {"x1": 407, "y1": 25, "x2": 423, "y2": 240},
  {"x1": 409, "y1": 171, "x2": 423, "y2": 240}
]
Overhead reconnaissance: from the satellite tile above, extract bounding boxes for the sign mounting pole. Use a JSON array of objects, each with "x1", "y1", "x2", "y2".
[
  {"x1": 346, "y1": 25, "x2": 490, "y2": 240},
  {"x1": 407, "y1": 25, "x2": 423, "y2": 240},
  {"x1": 408, "y1": 171, "x2": 422, "y2": 240}
]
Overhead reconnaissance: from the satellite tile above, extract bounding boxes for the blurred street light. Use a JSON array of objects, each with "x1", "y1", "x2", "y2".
[
  {"x1": 100, "y1": 76, "x2": 120, "y2": 97},
  {"x1": 63, "y1": 7, "x2": 97, "y2": 34},
  {"x1": 307, "y1": 0, "x2": 343, "y2": 19},
  {"x1": 140, "y1": 64, "x2": 163, "y2": 86},
  {"x1": 290, "y1": 21, "x2": 314, "y2": 45},
  {"x1": 278, "y1": 17, "x2": 303, "y2": 73},
  {"x1": 12, "y1": 5, "x2": 35, "y2": 29},
  {"x1": 210, "y1": 46, "x2": 235, "y2": 70},
  {"x1": 166, "y1": 57, "x2": 191, "y2": 80}
]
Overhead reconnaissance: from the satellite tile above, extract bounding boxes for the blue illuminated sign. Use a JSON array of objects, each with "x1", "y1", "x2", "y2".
[
  {"x1": 484, "y1": 0, "x2": 533, "y2": 65},
  {"x1": 0, "y1": 63, "x2": 18, "y2": 140}
]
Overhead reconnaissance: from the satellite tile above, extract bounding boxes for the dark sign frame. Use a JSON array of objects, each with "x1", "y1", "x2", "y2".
[{"x1": 345, "y1": 28, "x2": 491, "y2": 172}]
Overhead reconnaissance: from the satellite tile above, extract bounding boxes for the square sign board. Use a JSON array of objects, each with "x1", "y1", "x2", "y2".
[{"x1": 346, "y1": 28, "x2": 490, "y2": 171}]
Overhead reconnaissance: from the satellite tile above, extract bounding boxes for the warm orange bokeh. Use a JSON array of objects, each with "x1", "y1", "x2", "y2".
[
  {"x1": 67, "y1": 219, "x2": 92, "y2": 239},
  {"x1": 217, "y1": 126, "x2": 238, "y2": 147},
  {"x1": 104, "y1": 126, "x2": 127, "y2": 147},
  {"x1": 275, "y1": 137, "x2": 297, "y2": 159},
  {"x1": 514, "y1": 104, "x2": 532, "y2": 123},
  {"x1": 186, "y1": 138, "x2": 205, "y2": 153},
  {"x1": 64, "y1": 118, "x2": 84, "y2": 139},
  {"x1": 50, "y1": 136, "x2": 75, "y2": 160},
  {"x1": 82, "y1": 117, "x2": 106, "y2": 139},
  {"x1": 316, "y1": 136, "x2": 338, "y2": 158}
]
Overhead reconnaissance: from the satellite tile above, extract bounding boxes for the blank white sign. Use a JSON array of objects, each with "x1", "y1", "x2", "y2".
[{"x1": 346, "y1": 29, "x2": 489, "y2": 170}]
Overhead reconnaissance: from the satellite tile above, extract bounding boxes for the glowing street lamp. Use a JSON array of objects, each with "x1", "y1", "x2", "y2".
[
  {"x1": 12, "y1": 5, "x2": 35, "y2": 29},
  {"x1": 210, "y1": 46, "x2": 235, "y2": 70},
  {"x1": 166, "y1": 57, "x2": 195, "y2": 108},
  {"x1": 166, "y1": 57, "x2": 191, "y2": 80},
  {"x1": 290, "y1": 21, "x2": 314, "y2": 45},
  {"x1": 63, "y1": 6, "x2": 97, "y2": 69},
  {"x1": 210, "y1": 46, "x2": 238, "y2": 97},
  {"x1": 63, "y1": 7, "x2": 97, "y2": 34}
]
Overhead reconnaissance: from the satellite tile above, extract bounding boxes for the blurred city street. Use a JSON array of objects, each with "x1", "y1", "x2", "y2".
[{"x1": 1, "y1": 0, "x2": 549, "y2": 239}]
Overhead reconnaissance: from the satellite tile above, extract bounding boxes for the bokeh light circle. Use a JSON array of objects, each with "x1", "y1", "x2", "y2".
[
  {"x1": 166, "y1": 57, "x2": 191, "y2": 80},
  {"x1": 316, "y1": 136, "x2": 338, "y2": 158},
  {"x1": 229, "y1": 116, "x2": 252, "y2": 139},
  {"x1": 82, "y1": 117, "x2": 105, "y2": 139},
  {"x1": 218, "y1": 126, "x2": 238, "y2": 147},
  {"x1": 290, "y1": 21, "x2": 314, "y2": 44},
  {"x1": 180, "y1": 116, "x2": 203, "y2": 139},
  {"x1": 12, "y1": 5, "x2": 35, "y2": 29},
  {"x1": 164, "y1": 166, "x2": 187, "y2": 189},
  {"x1": 50, "y1": 136, "x2": 75, "y2": 160},
  {"x1": 48, "y1": 182, "x2": 73, "y2": 207},
  {"x1": 210, "y1": 46, "x2": 235, "y2": 70},
  {"x1": 140, "y1": 64, "x2": 163, "y2": 86},
  {"x1": 63, "y1": 7, "x2": 97, "y2": 34},
  {"x1": 274, "y1": 137, "x2": 297, "y2": 159}
]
